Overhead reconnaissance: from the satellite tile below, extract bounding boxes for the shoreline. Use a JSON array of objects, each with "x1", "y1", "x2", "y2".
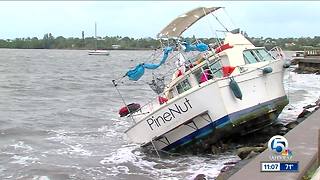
[{"x1": 214, "y1": 97, "x2": 320, "y2": 180}]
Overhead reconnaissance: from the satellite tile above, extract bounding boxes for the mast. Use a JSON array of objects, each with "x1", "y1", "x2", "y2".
[{"x1": 95, "y1": 22, "x2": 97, "y2": 51}]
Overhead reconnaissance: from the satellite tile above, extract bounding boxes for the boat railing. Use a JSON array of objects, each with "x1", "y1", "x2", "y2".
[
  {"x1": 131, "y1": 94, "x2": 167, "y2": 123},
  {"x1": 269, "y1": 46, "x2": 286, "y2": 60},
  {"x1": 304, "y1": 49, "x2": 320, "y2": 57}
]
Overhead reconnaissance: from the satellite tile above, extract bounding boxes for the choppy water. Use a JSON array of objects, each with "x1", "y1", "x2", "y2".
[{"x1": 0, "y1": 49, "x2": 319, "y2": 180}]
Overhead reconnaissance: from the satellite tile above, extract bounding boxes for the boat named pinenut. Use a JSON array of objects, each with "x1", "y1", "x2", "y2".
[{"x1": 113, "y1": 7, "x2": 290, "y2": 154}]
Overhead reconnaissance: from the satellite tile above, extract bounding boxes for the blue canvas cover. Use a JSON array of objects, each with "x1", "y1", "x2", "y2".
[
  {"x1": 126, "y1": 47, "x2": 173, "y2": 81},
  {"x1": 183, "y1": 42, "x2": 208, "y2": 52}
]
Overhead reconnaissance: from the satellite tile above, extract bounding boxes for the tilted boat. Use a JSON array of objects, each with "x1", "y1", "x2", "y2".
[{"x1": 113, "y1": 7, "x2": 290, "y2": 153}]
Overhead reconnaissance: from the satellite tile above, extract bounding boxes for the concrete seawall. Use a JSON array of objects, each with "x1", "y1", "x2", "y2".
[{"x1": 228, "y1": 109, "x2": 320, "y2": 180}]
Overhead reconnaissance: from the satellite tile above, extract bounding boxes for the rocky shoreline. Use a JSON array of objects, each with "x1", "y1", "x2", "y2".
[
  {"x1": 293, "y1": 66, "x2": 320, "y2": 75},
  {"x1": 212, "y1": 97, "x2": 320, "y2": 180}
]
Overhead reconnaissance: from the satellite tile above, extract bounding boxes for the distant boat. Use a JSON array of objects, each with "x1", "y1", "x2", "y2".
[
  {"x1": 88, "y1": 49, "x2": 110, "y2": 56},
  {"x1": 88, "y1": 22, "x2": 110, "y2": 56}
]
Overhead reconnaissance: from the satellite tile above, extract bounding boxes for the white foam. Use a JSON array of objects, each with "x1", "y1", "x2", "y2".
[
  {"x1": 100, "y1": 144, "x2": 240, "y2": 179},
  {"x1": 280, "y1": 72, "x2": 320, "y2": 122},
  {"x1": 116, "y1": 166, "x2": 130, "y2": 174},
  {"x1": 185, "y1": 156, "x2": 238, "y2": 179},
  {"x1": 10, "y1": 141, "x2": 33, "y2": 152},
  {"x1": 32, "y1": 176, "x2": 51, "y2": 180},
  {"x1": 46, "y1": 130, "x2": 93, "y2": 157},
  {"x1": 10, "y1": 155, "x2": 39, "y2": 165},
  {"x1": 63, "y1": 143, "x2": 93, "y2": 156},
  {"x1": 98, "y1": 126, "x2": 118, "y2": 138},
  {"x1": 100, "y1": 145, "x2": 141, "y2": 165}
]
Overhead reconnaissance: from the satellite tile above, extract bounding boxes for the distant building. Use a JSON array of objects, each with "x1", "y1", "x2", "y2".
[
  {"x1": 285, "y1": 42, "x2": 296, "y2": 47},
  {"x1": 112, "y1": 44, "x2": 121, "y2": 49}
]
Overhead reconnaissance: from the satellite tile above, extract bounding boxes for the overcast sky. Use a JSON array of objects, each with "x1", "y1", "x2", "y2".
[{"x1": 0, "y1": 1, "x2": 320, "y2": 39}]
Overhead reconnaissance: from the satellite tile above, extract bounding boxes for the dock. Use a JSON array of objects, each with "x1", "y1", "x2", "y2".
[
  {"x1": 228, "y1": 109, "x2": 320, "y2": 180},
  {"x1": 292, "y1": 49, "x2": 320, "y2": 72}
]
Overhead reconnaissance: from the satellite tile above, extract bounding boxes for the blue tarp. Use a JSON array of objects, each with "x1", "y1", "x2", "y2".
[
  {"x1": 126, "y1": 47, "x2": 173, "y2": 81},
  {"x1": 183, "y1": 41, "x2": 208, "y2": 52}
]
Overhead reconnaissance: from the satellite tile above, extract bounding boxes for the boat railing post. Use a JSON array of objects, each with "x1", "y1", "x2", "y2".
[
  {"x1": 112, "y1": 79, "x2": 135, "y2": 124},
  {"x1": 151, "y1": 139, "x2": 161, "y2": 159}
]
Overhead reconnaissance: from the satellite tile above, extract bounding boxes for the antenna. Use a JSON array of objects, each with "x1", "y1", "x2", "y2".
[
  {"x1": 94, "y1": 22, "x2": 97, "y2": 38},
  {"x1": 211, "y1": 13, "x2": 229, "y2": 32}
]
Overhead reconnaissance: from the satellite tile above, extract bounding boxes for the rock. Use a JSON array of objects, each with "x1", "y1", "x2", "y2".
[
  {"x1": 273, "y1": 122, "x2": 285, "y2": 128},
  {"x1": 237, "y1": 146, "x2": 266, "y2": 160},
  {"x1": 315, "y1": 98, "x2": 320, "y2": 106},
  {"x1": 294, "y1": 67, "x2": 320, "y2": 74},
  {"x1": 298, "y1": 109, "x2": 311, "y2": 119},
  {"x1": 280, "y1": 127, "x2": 288, "y2": 132},
  {"x1": 194, "y1": 174, "x2": 206, "y2": 180},
  {"x1": 296, "y1": 117, "x2": 306, "y2": 124},
  {"x1": 215, "y1": 158, "x2": 252, "y2": 180},
  {"x1": 303, "y1": 104, "x2": 316, "y2": 109},
  {"x1": 211, "y1": 145, "x2": 220, "y2": 154},
  {"x1": 285, "y1": 121, "x2": 299, "y2": 129},
  {"x1": 278, "y1": 127, "x2": 289, "y2": 135},
  {"x1": 211, "y1": 142, "x2": 229, "y2": 154},
  {"x1": 220, "y1": 166, "x2": 233, "y2": 172},
  {"x1": 245, "y1": 151, "x2": 259, "y2": 159},
  {"x1": 224, "y1": 161, "x2": 238, "y2": 166},
  {"x1": 153, "y1": 162, "x2": 178, "y2": 169}
]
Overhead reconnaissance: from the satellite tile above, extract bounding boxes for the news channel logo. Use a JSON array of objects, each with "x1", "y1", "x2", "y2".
[{"x1": 268, "y1": 135, "x2": 293, "y2": 159}]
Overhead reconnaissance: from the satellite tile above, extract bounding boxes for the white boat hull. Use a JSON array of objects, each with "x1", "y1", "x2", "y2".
[
  {"x1": 88, "y1": 50, "x2": 110, "y2": 56},
  {"x1": 125, "y1": 59, "x2": 288, "y2": 152}
]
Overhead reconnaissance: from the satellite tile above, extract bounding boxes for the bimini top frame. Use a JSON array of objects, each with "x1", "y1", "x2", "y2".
[{"x1": 157, "y1": 7, "x2": 222, "y2": 39}]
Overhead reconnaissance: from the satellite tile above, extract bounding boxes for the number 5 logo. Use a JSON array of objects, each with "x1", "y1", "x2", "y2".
[{"x1": 268, "y1": 135, "x2": 288, "y2": 154}]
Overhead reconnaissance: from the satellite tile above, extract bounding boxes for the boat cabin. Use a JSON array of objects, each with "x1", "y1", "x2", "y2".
[{"x1": 164, "y1": 33, "x2": 276, "y2": 101}]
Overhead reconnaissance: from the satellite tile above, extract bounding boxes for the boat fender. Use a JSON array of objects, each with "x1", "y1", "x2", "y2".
[
  {"x1": 262, "y1": 67, "x2": 273, "y2": 74},
  {"x1": 119, "y1": 103, "x2": 141, "y2": 117},
  {"x1": 283, "y1": 61, "x2": 291, "y2": 68},
  {"x1": 222, "y1": 66, "x2": 236, "y2": 77},
  {"x1": 229, "y1": 77, "x2": 242, "y2": 100}
]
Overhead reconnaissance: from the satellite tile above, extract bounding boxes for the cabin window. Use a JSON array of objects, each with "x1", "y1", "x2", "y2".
[
  {"x1": 254, "y1": 49, "x2": 275, "y2": 61},
  {"x1": 209, "y1": 61, "x2": 223, "y2": 78},
  {"x1": 193, "y1": 65, "x2": 214, "y2": 84},
  {"x1": 167, "y1": 89, "x2": 174, "y2": 99},
  {"x1": 243, "y1": 50, "x2": 260, "y2": 64},
  {"x1": 193, "y1": 65, "x2": 208, "y2": 83},
  {"x1": 176, "y1": 79, "x2": 191, "y2": 94}
]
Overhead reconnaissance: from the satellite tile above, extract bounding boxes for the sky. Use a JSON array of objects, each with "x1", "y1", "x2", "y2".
[{"x1": 0, "y1": 1, "x2": 320, "y2": 39}]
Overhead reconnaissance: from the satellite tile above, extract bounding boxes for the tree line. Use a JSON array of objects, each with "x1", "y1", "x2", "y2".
[
  {"x1": 0, "y1": 33, "x2": 160, "y2": 50},
  {"x1": 1, "y1": 33, "x2": 320, "y2": 51}
]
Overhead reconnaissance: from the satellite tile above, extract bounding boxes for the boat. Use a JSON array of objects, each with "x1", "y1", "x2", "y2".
[
  {"x1": 88, "y1": 22, "x2": 110, "y2": 56},
  {"x1": 113, "y1": 7, "x2": 290, "y2": 154},
  {"x1": 88, "y1": 49, "x2": 110, "y2": 56}
]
